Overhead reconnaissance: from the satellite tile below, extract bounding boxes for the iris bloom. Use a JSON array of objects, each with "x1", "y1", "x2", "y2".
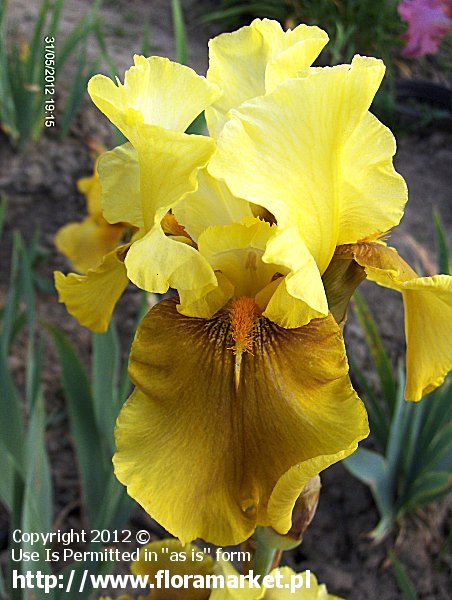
[
  {"x1": 54, "y1": 19, "x2": 452, "y2": 545},
  {"x1": 398, "y1": 0, "x2": 452, "y2": 57},
  {"x1": 101, "y1": 538, "x2": 340, "y2": 599},
  {"x1": 55, "y1": 159, "x2": 125, "y2": 274}
]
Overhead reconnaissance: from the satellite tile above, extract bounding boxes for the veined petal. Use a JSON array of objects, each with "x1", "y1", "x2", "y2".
[
  {"x1": 124, "y1": 225, "x2": 217, "y2": 298},
  {"x1": 77, "y1": 160, "x2": 103, "y2": 218},
  {"x1": 209, "y1": 56, "x2": 386, "y2": 273},
  {"x1": 263, "y1": 278, "x2": 325, "y2": 330},
  {"x1": 178, "y1": 271, "x2": 235, "y2": 319},
  {"x1": 197, "y1": 219, "x2": 281, "y2": 298},
  {"x1": 114, "y1": 298, "x2": 368, "y2": 546},
  {"x1": 131, "y1": 539, "x2": 214, "y2": 600},
  {"x1": 88, "y1": 55, "x2": 220, "y2": 136},
  {"x1": 98, "y1": 143, "x2": 142, "y2": 228},
  {"x1": 206, "y1": 19, "x2": 328, "y2": 137},
  {"x1": 336, "y1": 242, "x2": 452, "y2": 400},
  {"x1": 55, "y1": 218, "x2": 124, "y2": 274},
  {"x1": 134, "y1": 125, "x2": 215, "y2": 230},
  {"x1": 262, "y1": 227, "x2": 328, "y2": 325},
  {"x1": 256, "y1": 20, "x2": 328, "y2": 93},
  {"x1": 173, "y1": 169, "x2": 253, "y2": 241},
  {"x1": 54, "y1": 245, "x2": 129, "y2": 333},
  {"x1": 338, "y1": 112, "x2": 407, "y2": 244}
]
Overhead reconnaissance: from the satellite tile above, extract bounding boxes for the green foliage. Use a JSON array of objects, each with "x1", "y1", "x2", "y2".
[
  {"x1": 0, "y1": 233, "x2": 54, "y2": 600},
  {"x1": 0, "y1": 218, "x2": 134, "y2": 597},
  {"x1": 0, "y1": 0, "x2": 102, "y2": 150},
  {"x1": 172, "y1": 0, "x2": 188, "y2": 66},
  {"x1": 47, "y1": 322, "x2": 134, "y2": 599},
  {"x1": 434, "y1": 209, "x2": 450, "y2": 275},
  {"x1": 388, "y1": 550, "x2": 419, "y2": 600}
]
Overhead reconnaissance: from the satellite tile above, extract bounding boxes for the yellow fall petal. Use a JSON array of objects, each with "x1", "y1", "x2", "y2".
[
  {"x1": 114, "y1": 298, "x2": 368, "y2": 546},
  {"x1": 206, "y1": 19, "x2": 328, "y2": 137},
  {"x1": 98, "y1": 143, "x2": 142, "y2": 228},
  {"x1": 336, "y1": 243, "x2": 452, "y2": 400},
  {"x1": 131, "y1": 539, "x2": 214, "y2": 600},
  {"x1": 209, "y1": 56, "x2": 396, "y2": 275},
  {"x1": 55, "y1": 218, "x2": 124, "y2": 274},
  {"x1": 54, "y1": 245, "x2": 129, "y2": 333},
  {"x1": 88, "y1": 55, "x2": 220, "y2": 137}
]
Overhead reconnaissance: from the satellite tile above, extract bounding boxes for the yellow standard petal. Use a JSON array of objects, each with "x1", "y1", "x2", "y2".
[
  {"x1": 88, "y1": 55, "x2": 220, "y2": 137},
  {"x1": 134, "y1": 125, "x2": 215, "y2": 231},
  {"x1": 54, "y1": 245, "x2": 129, "y2": 333},
  {"x1": 209, "y1": 56, "x2": 404, "y2": 276},
  {"x1": 336, "y1": 242, "x2": 452, "y2": 400},
  {"x1": 173, "y1": 169, "x2": 254, "y2": 242},
  {"x1": 98, "y1": 143, "x2": 142, "y2": 229},
  {"x1": 206, "y1": 19, "x2": 328, "y2": 137},
  {"x1": 114, "y1": 298, "x2": 368, "y2": 546}
]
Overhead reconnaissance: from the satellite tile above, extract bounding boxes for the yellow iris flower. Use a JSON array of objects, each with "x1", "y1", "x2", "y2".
[
  {"x1": 54, "y1": 18, "x2": 451, "y2": 546},
  {"x1": 100, "y1": 538, "x2": 340, "y2": 600},
  {"x1": 55, "y1": 159, "x2": 125, "y2": 274}
]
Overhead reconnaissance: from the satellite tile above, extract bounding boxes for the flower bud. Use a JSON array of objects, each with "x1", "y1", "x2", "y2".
[{"x1": 254, "y1": 475, "x2": 321, "y2": 551}]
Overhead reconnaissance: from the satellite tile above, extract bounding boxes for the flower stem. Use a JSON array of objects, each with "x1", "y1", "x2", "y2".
[{"x1": 253, "y1": 537, "x2": 277, "y2": 579}]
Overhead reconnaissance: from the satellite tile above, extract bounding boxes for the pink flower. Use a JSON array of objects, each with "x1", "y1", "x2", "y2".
[{"x1": 398, "y1": 0, "x2": 452, "y2": 56}]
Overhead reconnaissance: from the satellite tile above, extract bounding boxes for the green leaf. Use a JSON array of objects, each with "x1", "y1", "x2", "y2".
[
  {"x1": 416, "y1": 423, "x2": 452, "y2": 478},
  {"x1": 22, "y1": 392, "x2": 53, "y2": 539},
  {"x1": 0, "y1": 196, "x2": 6, "y2": 242},
  {"x1": 186, "y1": 112, "x2": 207, "y2": 135},
  {"x1": 55, "y1": 0, "x2": 102, "y2": 71},
  {"x1": 0, "y1": 237, "x2": 25, "y2": 470},
  {"x1": 352, "y1": 291, "x2": 397, "y2": 415},
  {"x1": 385, "y1": 368, "x2": 409, "y2": 494},
  {"x1": 46, "y1": 324, "x2": 110, "y2": 526},
  {"x1": 401, "y1": 471, "x2": 451, "y2": 514},
  {"x1": 92, "y1": 322, "x2": 123, "y2": 453},
  {"x1": 172, "y1": 0, "x2": 188, "y2": 66},
  {"x1": 344, "y1": 447, "x2": 394, "y2": 526},
  {"x1": 433, "y1": 208, "x2": 450, "y2": 275},
  {"x1": 59, "y1": 48, "x2": 101, "y2": 139},
  {"x1": 140, "y1": 21, "x2": 152, "y2": 56},
  {"x1": 27, "y1": 0, "x2": 52, "y2": 82},
  {"x1": 349, "y1": 354, "x2": 389, "y2": 451},
  {"x1": 0, "y1": 444, "x2": 15, "y2": 511},
  {"x1": 418, "y1": 382, "x2": 452, "y2": 453},
  {"x1": 388, "y1": 550, "x2": 419, "y2": 600}
]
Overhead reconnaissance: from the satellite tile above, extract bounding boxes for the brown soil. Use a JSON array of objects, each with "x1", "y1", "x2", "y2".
[{"x1": 1, "y1": 1, "x2": 451, "y2": 599}]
